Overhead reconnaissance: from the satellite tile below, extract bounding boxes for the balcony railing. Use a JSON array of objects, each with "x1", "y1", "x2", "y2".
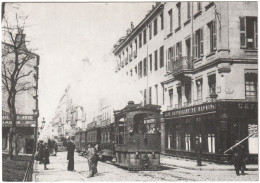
[{"x1": 172, "y1": 56, "x2": 193, "y2": 75}]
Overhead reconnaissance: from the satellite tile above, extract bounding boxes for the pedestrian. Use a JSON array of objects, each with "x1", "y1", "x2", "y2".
[
  {"x1": 53, "y1": 140, "x2": 58, "y2": 156},
  {"x1": 38, "y1": 140, "x2": 44, "y2": 164},
  {"x1": 86, "y1": 144, "x2": 98, "y2": 178},
  {"x1": 194, "y1": 137, "x2": 202, "y2": 166},
  {"x1": 231, "y1": 140, "x2": 247, "y2": 176},
  {"x1": 42, "y1": 143, "x2": 50, "y2": 170},
  {"x1": 48, "y1": 138, "x2": 53, "y2": 154},
  {"x1": 67, "y1": 137, "x2": 76, "y2": 171}
]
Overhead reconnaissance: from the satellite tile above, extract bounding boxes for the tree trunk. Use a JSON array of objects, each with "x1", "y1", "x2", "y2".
[{"x1": 8, "y1": 128, "x2": 13, "y2": 160}]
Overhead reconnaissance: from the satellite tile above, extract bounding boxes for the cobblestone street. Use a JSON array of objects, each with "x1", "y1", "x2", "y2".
[{"x1": 33, "y1": 152, "x2": 258, "y2": 181}]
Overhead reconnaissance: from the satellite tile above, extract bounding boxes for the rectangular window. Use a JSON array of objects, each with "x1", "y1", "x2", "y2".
[
  {"x1": 245, "y1": 71, "x2": 258, "y2": 100},
  {"x1": 240, "y1": 17, "x2": 257, "y2": 49},
  {"x1": 144, "y1": 89, "x2": 147, "y2": 105},
  {"x1": 155, "y1": 84, "x2": 158, "y2": 105},
  {"x1": 160, "y1": 46, "x2": 164, "y2": 68},
  {"x1": 130, "y1": 69, "x2": 132, "y2": 77},
  {"x1": 177, "y1": 3, "x2": 181, "y2": 27},
  {"x1": 187, "y1": 2, "x2": 191, "y2": 19},
  {"x1": 208, "y1": 19, "x2": 217, "y2": 52},
  {"x1": 160, "y1": 13, "x2": 164, "y2": 30},
  {"x1": 185, "y1": 133, "x2": 191, "y2": 151},
  {"x1": 139, "y1": 33, "x2": 142, "y2": 48},
  {"x1": 149, "y1": 54, "x2": 152, "y2": 71},
  {"x1": 154, "y1": 50, "x2": 158, "y2": 71},
  {"x1": 135, "y1": 65, "x2": 137, "y2": 74},
  {"x1": 138, "y1": 61, "x2": 142, "y2": 78},
  {"x1": 193, "y1": 28, "x2": 203, "y2": 59},
  {"x1": 143, "y1": 29, "x2": 147, "y2": 45},
  {"x1": 196, "y1": 79, "x2": 203, "y2": 101},
  {"x1": 143, "y1": 58, "x2": 147, "y2": 76},
  {"x1": 208, "y1": 74, "x2": 216, "y2": 95},
  {"x1": 176, "y1": 41, "x2": 182, "y2": 60},
  {"x1": 168, "y1": 9, "x2": 173, "y2": 33},
  {"x1": 154, "y1": 18, "x2": 158, "y2": 36},
  {"x1": 177, "y1": 86, "x2": 182, "y2": 107},
  {"x1": 149, "y1": 24, "x2": 152, "y2": 40},
  {"x1": 169, "y1": 89, "x2": 173, "y2": 106},
  {"x1": 149, "y1": 87, "x2": 152, "y2": 104},
  {"x1": 167, "y1": 47, "x2": 173, "y2": 72},
  {"x1": 208, "y1": 134, "x2": 215, "y2": 153},
  {"x1": 197, "y1": 2, "x2": 201, "y2": 11},
  {"x1": 134, "y1": 39, "x2": 138, "y2": 57}
]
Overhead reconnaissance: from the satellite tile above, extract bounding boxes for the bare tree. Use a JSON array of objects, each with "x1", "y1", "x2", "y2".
[{"x1": 2, "y1": 14, "x2": 37, "y2": 160}]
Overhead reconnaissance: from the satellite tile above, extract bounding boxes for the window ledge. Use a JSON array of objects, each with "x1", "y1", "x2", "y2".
[
  {"x1": 175, "y1": 26, "x2": 181, "y2": 33},
  {"x1": 206, "y1": 51, "x2": 216, "y2": 58},
  {"x1": 193, "y1": 57, "x2": 203, "y2": 64},
  {"x1": 205, "y1": 2, "x2": 215, "y2": 11},
  {"x1": 193, "y1": 10, "x2": 202, "y2": 19},
  {"x1": 184, "y1": 18, "x2": 191, "y2": 26},
  {"x1": 243, "y1": 49, "x2": 258, "y2": 53}
]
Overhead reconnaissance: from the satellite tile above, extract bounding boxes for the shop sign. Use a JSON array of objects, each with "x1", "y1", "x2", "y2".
[
  {"x1": 164, "y1": 103, "x2": 216, "y2": 118},
  {"x1": 2, "y1": 114, "x2": 34, "y2": 121},
  {"x1": 2, "y1": 120, "x2": 36, "y2": 127}
]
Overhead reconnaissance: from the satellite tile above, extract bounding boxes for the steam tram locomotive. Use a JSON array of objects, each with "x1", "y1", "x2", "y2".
[{"x1": 74, "y1": 101, "x2": 161, "y2": 170}]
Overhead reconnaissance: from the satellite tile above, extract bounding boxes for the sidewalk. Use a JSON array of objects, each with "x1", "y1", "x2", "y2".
[
  {"x1": 33, "y1": 153, "x2": 88, "y2": 182},
  {"x1": 160, "y1": 154, "x2": 258, "y2": 171}
]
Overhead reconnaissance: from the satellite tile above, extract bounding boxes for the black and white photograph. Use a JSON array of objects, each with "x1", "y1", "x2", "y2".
[{"x1": 1, "y1": 1, "x2": 258, "y2": 181}]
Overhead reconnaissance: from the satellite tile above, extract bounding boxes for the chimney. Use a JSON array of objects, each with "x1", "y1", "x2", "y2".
[{"x1": 131, "y1": 22, "x2": 134, "y2": 30}]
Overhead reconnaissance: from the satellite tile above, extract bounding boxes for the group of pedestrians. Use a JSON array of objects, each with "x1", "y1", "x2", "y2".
[{"x1": 66, "y1": 137, "x2": 99, "y2": 178}]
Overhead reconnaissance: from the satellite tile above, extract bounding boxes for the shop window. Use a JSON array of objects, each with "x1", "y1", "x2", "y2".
[
  {"x1": 168, "y1": 134, "x2": 172, "y2": 149},
  {"x1": 193, "y1": 28, "x2": 203, "y2": 59},
  {"x1": 154, "y1": 18, "x2": 158, "y2": 36},
  {"x1": 207, "y1": 134, "x2": 215, "y2": 153},
  {"x1": 208, "y1": 19, "x2": 217, "y2": 52},
  {"x1": 185, "y1": 133, "x2": 191, "y2": 151},
  {"x1": 196, "y1": 79, "x2": 203, "y2": 101},
  {"x1": 176, "y1": 131, "x2": 182, "y2": 150},
  {"x1": 208, "y1": 74, "x2": 216, "y2": 95},
  {"x1": 240, "y1": 17, "x2": 257, "y2": 49},
  {"x1": 245, "y1": 71, "x2": 258, "y2": 100}
]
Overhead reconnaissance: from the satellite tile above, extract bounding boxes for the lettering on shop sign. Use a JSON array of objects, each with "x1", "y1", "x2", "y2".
[
  {"x1": 2, "y1": 120, "x2": 36, "y2": 127},
  {"x1": 237, "y1": 103, "x2": 257, "y2": 110},
  {"x1": 2, "y1": 114, "x2": 34, "y2": 121},
  {"x1": 164, "y1": 103, "x2": 217, "y2": 118}
]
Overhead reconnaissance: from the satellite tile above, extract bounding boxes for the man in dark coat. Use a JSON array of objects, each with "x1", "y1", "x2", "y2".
[
  {"x1": 86, "y1": 144, "x2": 98, "y2": 178},
  {"x1": 52, "y1": 140, "x2": 58, "y2": 156},
  {"x1": 37, "y1": 141, "x2": 44, "y2": 164},
  {"x1": 231, "y1": 140, "x2": 247, "y2": 176},
  {"x1": 194, "y1": 137, "x2": 202, "y2": 166},
  {"x1": 67, "y1": 137, "x2": 76, "y2": 171},
  {"x1": 42, "y1": 143, "x2": 50, "y2": 170}
]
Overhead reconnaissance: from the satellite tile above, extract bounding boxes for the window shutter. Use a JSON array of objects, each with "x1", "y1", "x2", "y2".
[
  {"x1": 200, "y1": 28, "x2": 204, "y2": 56},
  {"x1": 213, "y1": 20, "x2": 217, "y2": 50},
  {"x1": 240, "y1": 17, "x2": 247, "y2": 48},
  {"x1": 193, "y1": 33, "x2": 197, "y2": 59}
]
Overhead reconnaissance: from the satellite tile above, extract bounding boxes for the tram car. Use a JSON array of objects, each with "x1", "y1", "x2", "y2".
[
  {"x1": 99, "y1": 123, "x2": 115, "y2": 161},
  {"x1": 114, "y1": 101, "x2": 161, "y2": 170}
]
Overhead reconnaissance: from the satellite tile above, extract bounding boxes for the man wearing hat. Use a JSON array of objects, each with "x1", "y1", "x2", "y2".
[
  {"x1": 231, "y1": 140, "x2": 247, "y2": 175},
  {"x1": 67, "y1": 137, "x2": 76, "y2": 171},
  {"x1": 194, "y1": 137, "x2": 202, "y2": 166}
]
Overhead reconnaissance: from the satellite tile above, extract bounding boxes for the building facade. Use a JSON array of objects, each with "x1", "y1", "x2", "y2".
[{"x1": 113, "y1": 2, "x2": 258, "y2": 163}]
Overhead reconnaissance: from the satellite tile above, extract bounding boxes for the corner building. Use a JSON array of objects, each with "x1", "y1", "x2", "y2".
[{"x1": 113, "y1": 2, "x2": 258, "y2": 163}]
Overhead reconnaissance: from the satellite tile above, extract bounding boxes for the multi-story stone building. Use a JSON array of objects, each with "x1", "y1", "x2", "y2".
[{"x1": 113, "y1": 2, "x2": 257, "y2": 163}]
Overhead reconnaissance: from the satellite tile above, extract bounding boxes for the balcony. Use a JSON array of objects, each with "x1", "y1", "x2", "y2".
[{"x1": 172, "y1": 56, "x2": 194, "y2": 79}]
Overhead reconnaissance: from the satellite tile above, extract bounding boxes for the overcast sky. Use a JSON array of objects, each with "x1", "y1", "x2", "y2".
[{"x1": 4, "y1": 2, "x2": 154, "y2": 124}]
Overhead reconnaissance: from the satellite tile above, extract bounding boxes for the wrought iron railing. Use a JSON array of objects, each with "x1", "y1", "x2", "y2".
[
  {"x1": 23, "y1": 155, "x2": 34, "y2": 182},
  {"x1": 172, "y1": 56, "x2": 193, "y2": 74}
]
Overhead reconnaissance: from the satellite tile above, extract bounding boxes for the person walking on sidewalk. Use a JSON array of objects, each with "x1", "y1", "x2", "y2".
[
  {"x1": 42, "y1": 143, "x2": 50, "y2": 170},
  {"x1": 67, "y1": 137, "x2": 76, "y2": 171},
  {"x1": 231, "y1": 140, "x2": 247, "y2": 176},
  {"x1": 195, "y1": 137, "x2": 202, "y2": 166},
  {"x1": 86, "y1": 144, "x2": 98, "y2": 178},
  {"x1": 53, "y1": 140, "x2": 58, "y2": 156}
]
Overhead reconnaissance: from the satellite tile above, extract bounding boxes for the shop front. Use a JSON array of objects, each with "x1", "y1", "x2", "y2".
[
  {"x1": 2, "y1": 114, "x2": 36, "y2": 154},
  {"x1": 163, "y1": 101, "x2": 258, "y2": 163}
]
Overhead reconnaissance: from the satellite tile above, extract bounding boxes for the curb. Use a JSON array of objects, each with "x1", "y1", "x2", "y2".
[{"x1": 161, "y1": 163, "x2": 259, "y2": 171}]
